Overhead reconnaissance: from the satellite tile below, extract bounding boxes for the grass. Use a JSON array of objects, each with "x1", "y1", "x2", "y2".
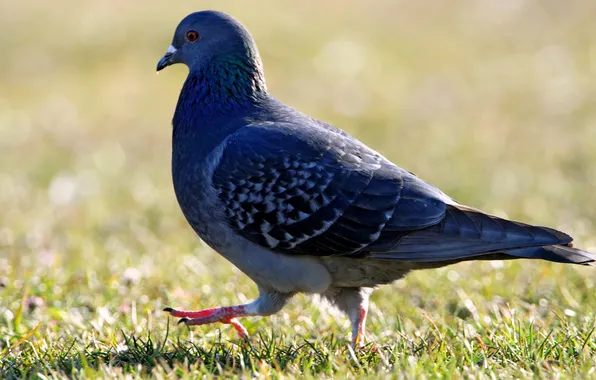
[{"x1": 1, "y1": 0, "x2": 596, "y2": 378}]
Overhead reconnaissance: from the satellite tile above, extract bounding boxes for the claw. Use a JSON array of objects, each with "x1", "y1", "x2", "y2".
[
  {"x1": 163, "y1": 307, "x2": 174, "y2": 313},
  {"x1": 177, "y1": 317, "x2": 190, "y2": 325}
]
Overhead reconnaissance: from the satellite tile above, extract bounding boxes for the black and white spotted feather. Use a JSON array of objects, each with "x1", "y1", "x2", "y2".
[{"x1": 212, "y1": 124, "x2": 441, "y2": 255}]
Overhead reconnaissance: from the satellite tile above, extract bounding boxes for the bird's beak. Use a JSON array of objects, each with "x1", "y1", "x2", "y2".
[{"x1": 157, "y1": 45, "x2": 178, "y2": 72}]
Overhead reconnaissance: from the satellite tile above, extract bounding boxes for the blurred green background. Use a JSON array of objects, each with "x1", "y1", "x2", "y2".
[{"x1": 1, "y1": 0, "x2": 595, "y2": 377}]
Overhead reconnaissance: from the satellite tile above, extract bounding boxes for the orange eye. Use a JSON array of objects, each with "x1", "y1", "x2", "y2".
[{"x1": 186, "y1": 30, "x2": 199, "y2": 43}]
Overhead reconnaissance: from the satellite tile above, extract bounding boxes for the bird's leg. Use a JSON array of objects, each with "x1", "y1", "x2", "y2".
[
  {"x1": 164, "y1": 304, "x2": 252, "y2": 339},
  {"x1": 164, "y1": 289, "x2": 290, "y2": 340},
  {"x1": 352, "y1": 305, "x2": 369, "y2": 348},
  {"x1": 323, "y1": 287, "x2": 373, "y2": 348}
]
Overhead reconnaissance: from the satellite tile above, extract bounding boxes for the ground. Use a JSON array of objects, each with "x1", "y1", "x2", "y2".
[{"x1": 1, "y1": 1, "x2": 595, "y2": 378}]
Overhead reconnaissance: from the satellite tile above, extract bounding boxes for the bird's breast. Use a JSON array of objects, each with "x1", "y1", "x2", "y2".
[{"x1": 171, "y1": 139, "x2": 235, "y2": 248}]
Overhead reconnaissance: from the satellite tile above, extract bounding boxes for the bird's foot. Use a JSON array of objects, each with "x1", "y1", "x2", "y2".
[
  {"x1": 352, "y1": 334, "x2": 366, "y2": 349},
  {"x1": 164, "y1": 305, "x2": 250, "y2": 340}
]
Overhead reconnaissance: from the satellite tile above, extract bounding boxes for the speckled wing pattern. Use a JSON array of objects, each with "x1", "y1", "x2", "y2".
[
  {"x1": 210, "y1": 123, "x2": 591, "y2": 263},
  {"x1": 211, "y1": 124, "x2": 448, "y2": 257}
]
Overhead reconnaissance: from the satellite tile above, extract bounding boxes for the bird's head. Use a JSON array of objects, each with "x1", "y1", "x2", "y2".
[{"x1": 156, "y1": 10, "x2": 261, "y2": 73}]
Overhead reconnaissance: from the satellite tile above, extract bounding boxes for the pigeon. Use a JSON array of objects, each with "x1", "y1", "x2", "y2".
[{"x1": 156, "y1": 10, "x2": 595, "y2": 347}]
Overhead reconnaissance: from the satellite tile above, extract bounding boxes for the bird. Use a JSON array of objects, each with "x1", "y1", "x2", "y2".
[{"x1": 156, "y1": 10, "x2": 595, "y2": 347}]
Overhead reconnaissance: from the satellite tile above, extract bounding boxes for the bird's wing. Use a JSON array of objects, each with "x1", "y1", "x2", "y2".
[
  {"x1": 212, "y1": 123, "x2": 583, "y2": 262},
  {"x1": 212, "y1": 123, "x2": 448, "y2": 256}
]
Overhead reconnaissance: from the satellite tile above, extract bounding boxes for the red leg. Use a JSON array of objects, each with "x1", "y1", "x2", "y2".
[
  {"x1": 163, "y1": 292, "x2": 291, "y2": 341},
  {"x1": 352, "y1": 305, "x2": 368, "y2": 348},
  {"x1": 164, "y1": 305, "x2": 250, "y2": 339},
  {"x1": 164, "y1": 305, "x2": 246, "y2": 320},
  {"x1": 325, "y1": 287, "x2": 373, "y2": 349}
]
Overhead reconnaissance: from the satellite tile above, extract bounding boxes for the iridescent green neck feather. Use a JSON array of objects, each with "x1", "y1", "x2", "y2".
[{"x1": 177, "y1": 49, "x2": 267, "y2": 117}]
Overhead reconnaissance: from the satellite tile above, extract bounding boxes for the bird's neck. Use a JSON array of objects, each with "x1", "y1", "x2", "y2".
[
  {"x1": 172, "y1": 56, "x2": 269, "y2": 160},
  {"x1": 176, "y1": 56, "x2": 268, "y2": 118}
]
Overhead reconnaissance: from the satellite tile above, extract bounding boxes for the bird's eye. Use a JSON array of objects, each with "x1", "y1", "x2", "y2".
[{"x1": 186, "y1": 30, "x2": 199, "y2": 43}]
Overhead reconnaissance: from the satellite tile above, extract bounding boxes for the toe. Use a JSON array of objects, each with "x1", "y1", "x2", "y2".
[
  {"x1": 225, "y1": 317, "x2": 249, "y2": 340},
  {"x1": 177, "y1": 317, "x2": 190, "y2": 325}
]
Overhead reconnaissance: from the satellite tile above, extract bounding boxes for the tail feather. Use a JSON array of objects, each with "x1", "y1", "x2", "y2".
[
  {"x1": 506, "y1": 244, "x2": 595, "y2": 266},
  {"x1": 368, "y1": 204, "x2": 595, "y2": 266}
]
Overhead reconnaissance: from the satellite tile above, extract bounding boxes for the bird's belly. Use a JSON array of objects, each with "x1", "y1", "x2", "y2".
[
  {"x1": 197, "y1": 224, "x2": 333, "y2": 294},
  {"x1": 319, "y1": 257, "x2": 411, "y2": 288}
]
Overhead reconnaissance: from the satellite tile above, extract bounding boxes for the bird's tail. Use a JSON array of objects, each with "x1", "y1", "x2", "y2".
[
  {"x1": 370, "y1": 204, "x2": 596, "y2": 267},
  {"x1": 504, "y1": 244, "x2": 595, "y2": 266}
]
